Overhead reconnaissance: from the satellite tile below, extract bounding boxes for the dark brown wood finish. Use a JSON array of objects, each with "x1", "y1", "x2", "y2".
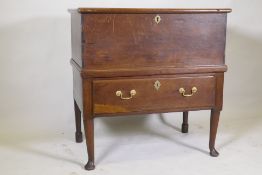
[
  {"x1": 182, "y1": 111, "x2": 189, "y2": 133},
  {"x1": 82, "y1": 80, "x2": 95, "y2": 170},
  {"x1": 71, "y1": 59, "x2": 227, "y2": 78},
  {"x1": 69, "y1": 8, "x2": 231, "y2": 170},
  {"x1": 93, "y1": 75, "x2": 216, "y2": 115},
  {"x1": 74, "y1": 100, "x2": 83, "y2": 143},
  {"x1": 82, "y1": 13, "x2": 227, "y2": 69},
  {"x1": 209, "y1": 109, "x2": 221, "y2": 157},
  {"x1": 76, "y1": 8, "x2": 232, "y2": 14}
]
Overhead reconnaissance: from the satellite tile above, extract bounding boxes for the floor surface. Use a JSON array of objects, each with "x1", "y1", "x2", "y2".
[{"x1": 1, "y1": 111, "x2": 261, "y2": 175}]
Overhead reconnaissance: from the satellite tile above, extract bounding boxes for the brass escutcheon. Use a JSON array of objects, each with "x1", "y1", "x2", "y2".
[
  {"x1": 154, "y1": 15, "x2": 161, "y2": 24},
  {"x1": 154, "y1": 80, "x2": 161, "y2": 90}
]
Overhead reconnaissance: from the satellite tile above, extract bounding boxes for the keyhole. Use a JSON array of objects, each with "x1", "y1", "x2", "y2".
[
  {"x1": 154, "y1": 80, "x2": 161, "y2": 90},
  {"x1": 154, "y1": 15, "x2": 161, "y2": 24}
]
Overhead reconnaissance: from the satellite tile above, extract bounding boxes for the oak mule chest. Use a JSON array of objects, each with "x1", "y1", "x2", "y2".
[{"x1": 69, "y1": 8, "x2": 231, "y2": 170}]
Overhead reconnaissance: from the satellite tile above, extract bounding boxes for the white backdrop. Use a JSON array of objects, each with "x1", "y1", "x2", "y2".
[{"x1": 0, "y1": 0, "x2": 262, "y2": 175}]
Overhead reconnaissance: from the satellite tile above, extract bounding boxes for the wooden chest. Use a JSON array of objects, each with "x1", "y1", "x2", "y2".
[{"x1": 69, "y1": 8, "x2": 231, "y2": 170}]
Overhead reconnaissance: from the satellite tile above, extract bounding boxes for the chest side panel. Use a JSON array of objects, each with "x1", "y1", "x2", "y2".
[{"x1": 70, "y1": 12, "x2": 82, "y2": 67}]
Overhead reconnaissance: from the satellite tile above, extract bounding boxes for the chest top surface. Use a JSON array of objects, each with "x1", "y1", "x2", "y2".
[{"x1": 71, "y1": 8, "x2": 231, "y2": 14}]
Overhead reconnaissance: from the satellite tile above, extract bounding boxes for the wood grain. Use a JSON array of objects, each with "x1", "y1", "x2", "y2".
[{"x1": 82, "y1": 13, "x2": 227, "y2": 69}]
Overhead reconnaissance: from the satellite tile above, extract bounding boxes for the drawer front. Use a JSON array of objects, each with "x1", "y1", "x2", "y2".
[
  {"x1": 82, "y1": 13, "x2": 227, "y2": 69},
  {"x1": 93, "y1": 76, "x2": 216, "y2": 115}
]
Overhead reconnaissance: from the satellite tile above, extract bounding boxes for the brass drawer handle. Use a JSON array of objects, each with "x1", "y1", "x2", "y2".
[
  {"x1": 116, "y1": 90, "x2": 136, "y2": 100},
  {"x1": 179, "y1": 87, "x2": 197, "y2": 97}
]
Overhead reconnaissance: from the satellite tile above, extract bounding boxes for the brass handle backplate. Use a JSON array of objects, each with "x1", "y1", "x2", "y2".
[
  {"x1": 179, "y1": 87, "x2": 197, "y2": 97},
  {"x1": 116, "y1": 90, "x2": 136, "y2": 100}
]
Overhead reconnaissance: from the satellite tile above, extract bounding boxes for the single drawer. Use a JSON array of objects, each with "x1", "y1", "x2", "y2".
[{"x1": 93, "y1": 75, "x2": 216, "y2": 115}]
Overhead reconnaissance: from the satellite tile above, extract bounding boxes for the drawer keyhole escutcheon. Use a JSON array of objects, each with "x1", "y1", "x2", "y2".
[
  {"x1": 116, "y1": 90, "x2": 136, "y2": 100},
  {"x1": 154, "y1": 15, "x2": 161, "y2": 24},
  {"x1": 154, "y1": 80, "x2": 161, "y2": 90},
  {"x1": 179, "y1": 87, "x2": 197, "y2": 97}
]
